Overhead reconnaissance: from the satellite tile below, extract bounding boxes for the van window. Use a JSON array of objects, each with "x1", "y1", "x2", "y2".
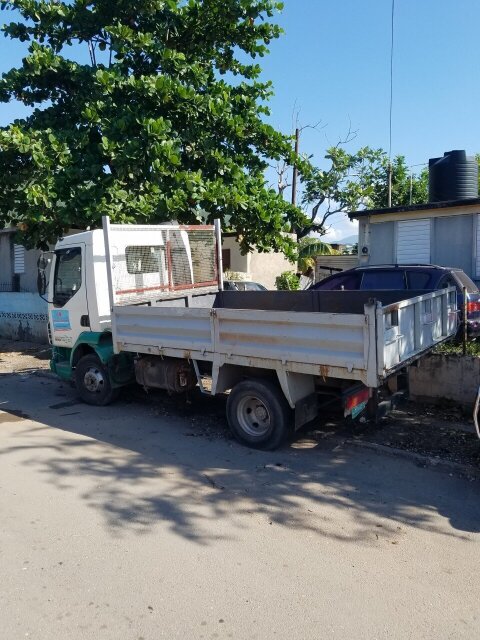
[
  {"x1": 407, "y1": 271, "x2": 432, "y2": 289},
  {"x1": 361, "y1": 270, "x2": 406, "y2": 290},
  {"x1": 315, "y1": 272, "x2": 361, "y2": 290},
  {"x1": 53, "y1": 248, "x2": 82, "y2": 307}
]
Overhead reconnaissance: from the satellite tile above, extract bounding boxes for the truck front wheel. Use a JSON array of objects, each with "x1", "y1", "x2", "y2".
[
  {"x1": 226, "y1": 379, "x2": 292, "y2": 450},
  {"x1": 75, "y1": 354, "x2": 119, "y2": 406}
]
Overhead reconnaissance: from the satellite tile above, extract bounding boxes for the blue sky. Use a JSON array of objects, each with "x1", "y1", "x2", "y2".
[
  {"x1": 260, "y1": 0, "x2": 480, "y2": 239},
  {"x1": 1, "y1": 0, "x2": 479, "y2": 241}
]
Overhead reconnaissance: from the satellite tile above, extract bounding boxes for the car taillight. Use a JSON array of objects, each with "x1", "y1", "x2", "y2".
[{"x1": 467, "y1": 301, "x2": 480, "y2": 313}]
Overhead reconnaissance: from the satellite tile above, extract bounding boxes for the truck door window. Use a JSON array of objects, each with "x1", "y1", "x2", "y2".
[{"x1": 53, "y1": 248, "x2": 82, "y2": 307}]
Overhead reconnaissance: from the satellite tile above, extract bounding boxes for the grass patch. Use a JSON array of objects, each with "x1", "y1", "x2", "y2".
[{"x1": 434, "y1": 340, "x2": 480, "y2": 356}]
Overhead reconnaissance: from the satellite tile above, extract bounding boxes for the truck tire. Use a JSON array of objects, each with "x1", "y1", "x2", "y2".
[
  {"x1": 75, "y1": 354, "x2": 119, "y2": 406},
  {"x1": 226, "y1": 379, "x2": 292, "y2": 450}
]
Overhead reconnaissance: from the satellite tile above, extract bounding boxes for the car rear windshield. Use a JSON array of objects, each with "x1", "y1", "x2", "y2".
[{"x1": 452, "y1": 270, "x2": 479, "y2": 293}]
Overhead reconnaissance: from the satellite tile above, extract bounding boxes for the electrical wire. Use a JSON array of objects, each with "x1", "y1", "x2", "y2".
[{"x1": 388, "y1": 0, "x2": 395, "y2": 162}]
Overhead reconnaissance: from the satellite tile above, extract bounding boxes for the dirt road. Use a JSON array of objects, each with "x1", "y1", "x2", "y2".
[{"x1": 1, "y1": 367, "x2": 479, "y2": 639}]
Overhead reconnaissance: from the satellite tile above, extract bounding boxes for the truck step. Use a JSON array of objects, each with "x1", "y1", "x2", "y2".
[{"x1": 53, "y1": 359, "x2": 72, "y2": 380}]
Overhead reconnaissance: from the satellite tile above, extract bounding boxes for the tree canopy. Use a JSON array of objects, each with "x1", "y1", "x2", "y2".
[
  {"x1": 295, "y1": 145, "x2": 431, "y2": 239},
  {"x1": 0, "y1": 0, "x2": 304, "y2": 252},
  {"x1": 361, "y1": 154, "x2": 428, "y2": 209}
]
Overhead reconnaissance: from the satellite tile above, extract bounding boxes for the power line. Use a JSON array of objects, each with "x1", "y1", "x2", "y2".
[
  {"x1": 387, "y1": 0, "x2": 395, "y2": 207},
  {"x1": 388, "y1": 0, "x2": 395, "y2": 162}
]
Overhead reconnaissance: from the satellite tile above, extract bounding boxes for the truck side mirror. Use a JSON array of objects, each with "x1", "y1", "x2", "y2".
[
  {"x1": 37, "y1": 253, "x2": 51, "y2": 297},
  {"x1": 38, "y1": 254, "x2": 49, "y2": 271},
  {"x1": 37, "y1": 270, "x2": 47, "y2": 296}
]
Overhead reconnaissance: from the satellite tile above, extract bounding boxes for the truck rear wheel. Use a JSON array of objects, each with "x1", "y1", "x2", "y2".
[
  {"x1": 75, "y1": 354, "x2": 119, "y2": 406},
  {"x1": 226, "y1": 379, "x2": 292, "y2": 450}
]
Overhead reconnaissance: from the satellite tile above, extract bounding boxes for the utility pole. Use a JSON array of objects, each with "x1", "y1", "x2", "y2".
[{"x1": 291, "y1": 127, "x2": 300, "y2": 206}]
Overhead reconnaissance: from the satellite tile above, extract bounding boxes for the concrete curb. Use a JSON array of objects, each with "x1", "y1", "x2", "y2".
[{"x1": 344, "y1": 438, "x2": 480, "y2": 480}]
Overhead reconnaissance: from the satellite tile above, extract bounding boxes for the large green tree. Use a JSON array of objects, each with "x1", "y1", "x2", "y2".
[
  {"x1": 361, "y1": 153, "x2": 428, "y2": 209},
  {"x1": 0, "y1": 0, "x2": 302, "y2": 252},
  {"x1": 295, "y1": 144, "x2": 384, "y2": 238},
  {"x1": 295, "y1": 147, "x2": 431, "y2": 238}
]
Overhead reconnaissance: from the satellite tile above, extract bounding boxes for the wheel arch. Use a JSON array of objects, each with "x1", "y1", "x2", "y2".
[
  {"x1": 71, "y1": 331, "x2": 114, "y2": 369},
  {"x1": 226, "y1": 377, "x2": 293, "y2": 450}
]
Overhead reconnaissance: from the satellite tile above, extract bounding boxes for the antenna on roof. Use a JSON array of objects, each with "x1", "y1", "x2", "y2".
[{"x1": 387, "y1": 0, "x2": 395, "y2": 208}]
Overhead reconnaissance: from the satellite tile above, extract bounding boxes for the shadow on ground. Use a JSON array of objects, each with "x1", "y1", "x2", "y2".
[{"x1": 1, "y1": 372, "x2": 479, "y2": 545}]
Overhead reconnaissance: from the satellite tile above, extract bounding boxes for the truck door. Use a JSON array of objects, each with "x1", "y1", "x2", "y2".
[{"x1": 50, "y1": 245, "x2": 89, "y2": 348}]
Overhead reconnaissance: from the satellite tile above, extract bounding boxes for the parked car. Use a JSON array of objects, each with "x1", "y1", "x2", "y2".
[
  {"x1": 224, "y1": 280, "x2": 268, "y2": 291},
  {"x1": 310, "y1": 264, "x2": 480, "y2": 338}
]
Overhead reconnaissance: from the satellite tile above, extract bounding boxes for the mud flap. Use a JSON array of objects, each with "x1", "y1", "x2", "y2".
[{"x1": 294, "y1": 393, "x2": 318, "y2": 430}]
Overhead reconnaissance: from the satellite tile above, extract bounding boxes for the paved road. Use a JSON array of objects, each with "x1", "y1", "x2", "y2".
[{"x1": 1, "y1": 372, "x2": 479, "y2": 640}]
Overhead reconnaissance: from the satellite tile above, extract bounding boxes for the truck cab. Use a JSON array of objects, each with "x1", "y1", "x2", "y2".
[{"x1": 43, "y1": 222, "x2": 211, "y2": 399}]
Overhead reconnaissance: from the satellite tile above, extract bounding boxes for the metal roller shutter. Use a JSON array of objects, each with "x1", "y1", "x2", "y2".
[{"x1": 396, "y1": 219, "x2": 431, "y2": 264}]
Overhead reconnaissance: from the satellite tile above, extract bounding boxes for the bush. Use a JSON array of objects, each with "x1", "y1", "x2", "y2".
[
  {"x1": 434, "y1": 340, "x2": 480, "y2": 356},
  {"x1": 275, "y1": 271, "x2": 300, "y2": 291}
]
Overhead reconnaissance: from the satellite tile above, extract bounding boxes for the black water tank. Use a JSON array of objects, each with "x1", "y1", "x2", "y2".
[{"x1": 428, "y1": 150, "x2": 478, "y2": 202}]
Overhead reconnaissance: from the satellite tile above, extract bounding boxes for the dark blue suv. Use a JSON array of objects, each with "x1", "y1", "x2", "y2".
[{"x1": 310, "y1": 264, "x2": 480, "y2": 337}]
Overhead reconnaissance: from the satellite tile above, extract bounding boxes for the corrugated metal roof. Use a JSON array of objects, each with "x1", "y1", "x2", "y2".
[{"x1": 349, "y1": 197, "x2": 480, "y2": 219}]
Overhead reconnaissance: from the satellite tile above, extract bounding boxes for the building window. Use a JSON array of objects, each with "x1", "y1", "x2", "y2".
[
  {"x1": 13, "y1": 244, "x2": 25, "y2": 274},
  {"x1": 222, "y1": 249, "x2": 231, "y2": 270}
]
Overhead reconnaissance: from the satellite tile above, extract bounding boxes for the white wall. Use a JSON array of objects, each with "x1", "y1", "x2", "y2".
[
  {"x1": 249, "y1": 250, "x2": 294, "y2": 289},
  {"x1": 315, "y1": 255, "x2": 359, "y2": 281},
  {"x1": 222, "y1": 237, "x2": 250, "y2": 275},
  {"x1": 222, "y1": 236, "x2": 295, "y2": 289}
]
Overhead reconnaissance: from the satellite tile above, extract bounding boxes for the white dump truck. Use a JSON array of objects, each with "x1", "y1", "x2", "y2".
[{"x1": 39, "y1": 218, "x2": 457, "y2": 449}]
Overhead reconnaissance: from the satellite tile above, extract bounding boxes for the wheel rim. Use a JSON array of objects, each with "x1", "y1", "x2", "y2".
[
  {"x1": 236, "y1": 395, "x2": 271, "y2": 437},
  {"x1": 83, "y1": 366, "x2": 105, "y2": 394}
]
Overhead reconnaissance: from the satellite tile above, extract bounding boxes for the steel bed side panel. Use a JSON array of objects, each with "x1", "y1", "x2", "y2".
[
  {"x1": 212, "y1": 309, "x2": 368, "y2": 370},
  {"x1": 112, "y1": 305, "x2": 371, "y2": 377},
  {"x1": 112, "y1": 306, "x2": 214, "y2": 355}
]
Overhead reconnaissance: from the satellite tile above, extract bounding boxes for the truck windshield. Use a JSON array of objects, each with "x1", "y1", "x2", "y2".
[{"x1": 53, "y1": 247, "x2": 82, "y2": 307}]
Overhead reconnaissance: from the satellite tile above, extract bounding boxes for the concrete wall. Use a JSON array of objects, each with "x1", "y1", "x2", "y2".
[
  {"x1": 0, "y1": 293, "x2": 48, "y2": 343},
  {"x1": 0, "y1": 232, "x2": 44, "y2": 293},
  {"x1": 222, "y1": 237, "x2": 294, "y2": 289},
  {"x1": 0, "y1": 233, "x2": 13, "y2": 289},
  {"x1": 249, "y1": 249, "x2": 293, "y2": 290},
  {"x1": 361, "y1": 213, "x2": 479, "y2": 284},
  {"x1": 222, "y1": 237, "x2": 249, "y2": 275},
  {"x1": 369, "y1": 221, "x2": 395, "y2": 265},
  {"x1": 432, "y1": 214, "x2": 475, "y2": 277},
  {"x1": 409, "y1": 354, "x2": 480, "y2": 408},
  {"x1": 315, "y1": 255, "x2": 358, "y2": 281},
  {"x1": 19, "y1": 246, "x2": 43, "y2": 293}
]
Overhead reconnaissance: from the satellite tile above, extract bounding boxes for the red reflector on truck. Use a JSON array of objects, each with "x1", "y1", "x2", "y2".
[{"x1": 345, "y1": 387, "x2": 370, "y2": 411}]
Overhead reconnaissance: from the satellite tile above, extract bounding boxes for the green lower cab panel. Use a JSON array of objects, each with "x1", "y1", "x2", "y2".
[
  {"x1": 50, "y1": 336, "x2": 135, "y2": 388},
  {"x1": 50, "y1": 347, "x2": 73, "y2": 381}
]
